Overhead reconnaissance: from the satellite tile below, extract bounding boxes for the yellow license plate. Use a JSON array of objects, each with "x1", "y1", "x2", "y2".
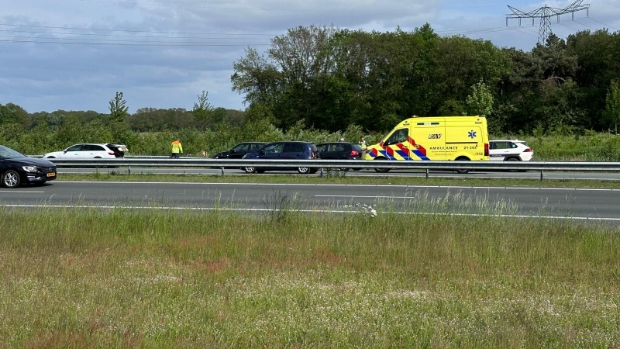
[{"x1": 47, "y1": 172, "x2": 56, "y2": 177}]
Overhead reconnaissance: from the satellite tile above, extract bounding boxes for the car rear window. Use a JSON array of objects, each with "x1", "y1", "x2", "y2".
[{"x1": 352, "y1": 144, "x2": 363, "y2": 151}]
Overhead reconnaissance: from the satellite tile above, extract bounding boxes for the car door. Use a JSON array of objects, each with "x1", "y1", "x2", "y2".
[
  {"x1": 259, "y1": 143, "x2": 284, "y2": 159},
  {"x1": 316, "y1": 144, "x2": 328, "y2": 159},
  {"x1": 282, "y1": 142, "x2": 306, "y2": 160},
  {"x1": 228, "y1": 143, "x2": 250, "y2": 159},
  {"x1": 491, "y1": 141, "x2": 511, "y2": 160},
  {"x1": 321, "y1": 143, "x2": 342, "y2": 159},
  {"x1": 249, "y1": 143, "x2": 264, "y2": 152},
  {"x1": 381, "y1": 128, "x2": 412, "y2": 160},
  {"x1": 63, "y1": 144, "x2": 84, "y2": 158},
  {"x1": 334, "y1": 143, "x2": 349, "y2": 159},
  {"x1": 83, "y1": 144, "x2": 107, "y2": 158}
]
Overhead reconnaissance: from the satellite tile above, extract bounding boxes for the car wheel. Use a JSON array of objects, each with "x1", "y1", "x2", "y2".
[
  {"x1": 373, "y1": 157, "x2": 391, "y2": 173},
  {"x1": 505, "y1": 157, "x2": 522, "y2": 171},
  {"x1": 243, "y1": 167, "x2": 256, "y2": 173},
  {"x1": 455, "y1": 157, "x2": 471, "y2": 174},
  {"x1": 297, "y1": 167, "x2": 310, "y2": 174},
  {"x1": 2, "y1": 170, "x2": 21, "y2": 188}
]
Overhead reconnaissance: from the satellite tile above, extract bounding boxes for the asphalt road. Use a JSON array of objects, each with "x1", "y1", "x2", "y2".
[
  {"x1": 57, "y1": 167, "x2": 620, "y2": 181},
  {"x1": 2, "y1": 181, "x2": 619, "y2": 223}
]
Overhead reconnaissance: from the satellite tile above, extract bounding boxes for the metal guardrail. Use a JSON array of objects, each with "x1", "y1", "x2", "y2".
[{"x1": 44, "y1": 158, "x2": 620, "y2": 180}]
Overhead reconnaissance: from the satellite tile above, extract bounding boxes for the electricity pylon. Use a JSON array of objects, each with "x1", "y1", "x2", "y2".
[{"x1": 506, "y1": 1, "x2": 590, "y2": 44}]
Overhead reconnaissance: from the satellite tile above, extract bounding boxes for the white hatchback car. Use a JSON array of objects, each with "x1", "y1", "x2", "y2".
[
  {"x1": 489, "y1": 140, "x2": 533, "y2": 161},
  {"x1": 44, "y1": 143, "x2": 128, "y2": 159}
]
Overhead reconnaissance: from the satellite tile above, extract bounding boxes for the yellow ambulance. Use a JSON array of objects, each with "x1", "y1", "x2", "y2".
[{"x1": 363, "y1": 115, "x2": 489, "y2": 173}]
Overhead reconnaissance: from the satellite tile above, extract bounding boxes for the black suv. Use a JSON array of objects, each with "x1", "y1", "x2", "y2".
[
  {"x1": 213, "y1": 142, "x2": 267, "y2": 159},
  {"x1": 241, "y1": 141, "x2": 318, "y2": 174}
]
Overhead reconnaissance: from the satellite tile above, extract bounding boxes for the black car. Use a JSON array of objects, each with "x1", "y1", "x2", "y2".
[
  {"x1": 0, "y1": 145, "x2": 57, "y2": 188},
  {"x1": 316, "y1": 142, "x2": 364, "y2": 171},
  {"x1": 213, "y1": 142, "x2": 267, "y2": 159},
  {"x1": 241, "y1": 141, "x2": 318, "y2": 174}
]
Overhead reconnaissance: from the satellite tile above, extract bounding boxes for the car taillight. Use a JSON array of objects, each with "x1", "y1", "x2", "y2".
[
  {"x1": 524, "y1": 148, "x2": 532, "y2": 152},
  {"x1": 108, "y1": 152, "x2": 115, "y2": 156},
  {"x1": 484, "y1": 143, "x2": 489, "y2": 156},
  {"x1": 350, "y1": 150, "x2": 359, "y2": 157}
]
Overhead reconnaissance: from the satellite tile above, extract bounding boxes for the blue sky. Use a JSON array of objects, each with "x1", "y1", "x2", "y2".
[{"x1": 0, "y1": 0, "x2": 618, "y2": 114}]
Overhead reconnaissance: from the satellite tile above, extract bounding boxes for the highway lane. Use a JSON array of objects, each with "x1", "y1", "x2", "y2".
[
  {"x1": 2, "y1": 181, "x2": 620, "y2": 222},
  {"x1": 57, "y1": 167, "x2": 620, "y2": 181}
]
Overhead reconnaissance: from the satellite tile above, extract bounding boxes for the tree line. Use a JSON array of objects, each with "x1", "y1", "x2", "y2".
[{"x1": 232, "y1": 24, "x2": 620, "y2": 135}]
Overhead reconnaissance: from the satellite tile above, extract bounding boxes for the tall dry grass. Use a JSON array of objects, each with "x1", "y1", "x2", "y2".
[{"x1": 1, "y1": 201, "x2": 618, "y2": 348}]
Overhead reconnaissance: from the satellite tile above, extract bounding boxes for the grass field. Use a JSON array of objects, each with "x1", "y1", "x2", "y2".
[{"x1": 1, "y1": 200, "x2": 619, "y2": 348}]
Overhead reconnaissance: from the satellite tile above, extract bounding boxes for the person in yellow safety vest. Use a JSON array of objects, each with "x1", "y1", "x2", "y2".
[
  {"x1": 359, "y1": 136, "x2": 369, "y2": 149},
  {"x1": 170, "y1": 139, "x2": 183, "y2": 158}
]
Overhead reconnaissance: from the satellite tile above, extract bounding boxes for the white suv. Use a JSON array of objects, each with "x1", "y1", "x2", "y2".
[
  {"x1": 489, "y1": 140, "x2": 533, "y2": 161},
  {"x1": 44, "y1": 143, "x2": 128, "y2": 159}
]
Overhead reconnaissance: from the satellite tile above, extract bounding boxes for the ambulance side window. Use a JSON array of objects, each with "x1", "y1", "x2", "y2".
[{"x1": 385, "y1": 129, "x2": 408, "y2": 145}]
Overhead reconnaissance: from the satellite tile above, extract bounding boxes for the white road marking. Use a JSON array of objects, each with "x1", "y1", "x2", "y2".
[
  {"x1": 0, "y1": 191, "x2": 45, "y2": 193},
  {"x1": 1, "y1": 203, "x2": 619, "y2": 222},
  {"x1": 315, "y1": 195, "x2": 416, "y2": 199},
  {"x1": 55, "y1": 181, "x2": 620, "y2": 191}
]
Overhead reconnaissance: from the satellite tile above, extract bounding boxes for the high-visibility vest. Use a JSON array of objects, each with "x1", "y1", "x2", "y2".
[{"x1": 171, "y1": 141, "x2": 183, "y2": 153}]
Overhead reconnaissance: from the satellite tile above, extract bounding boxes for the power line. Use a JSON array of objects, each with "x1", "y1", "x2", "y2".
[
  {"x1": 506, "y1": 0, "x2": 591, "y2": 43},
  {"x1": 0, "y1": 38, "x2": 270, "y2": 47},
  {"x1": 0, "y1": 23, "x2": 274, "y2": 37},
  {"x1": 582, "y1": 16, "x2": 619, "y2": 31}
]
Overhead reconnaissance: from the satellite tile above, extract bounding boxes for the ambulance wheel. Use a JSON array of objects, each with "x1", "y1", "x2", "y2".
[
  {"x1": 373, "y1": 157, "x2": 391, "y2": 173},
  {"x1": 455, "y1": 157, "x2": 470, "y2": 174}
]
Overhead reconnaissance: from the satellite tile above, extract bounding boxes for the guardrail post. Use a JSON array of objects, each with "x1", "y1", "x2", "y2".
[
  {"x1": 540, "y1": 170, "x2": 544, "y2": 181},
  {"x1": 425, "y1": 168, "x2": 429, "y2": 179},
  {"x1": 220, "y1": 167, "x2": 225, "y2": 176},
  {"x1": 127, "y1": 166, "x2": 131, "y2": 175}
]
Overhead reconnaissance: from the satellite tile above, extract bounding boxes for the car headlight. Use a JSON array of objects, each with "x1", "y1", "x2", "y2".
[{"x1": 22, "y1": 165, "x2": 39, "y2": 172}]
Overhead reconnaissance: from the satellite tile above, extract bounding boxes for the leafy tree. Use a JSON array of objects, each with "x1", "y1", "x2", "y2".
[
  {"x1": 109, "y1": 91, "x2": 129, "y2": 123},
  {"x1": 192, "y1": 91, "x2": 216, "y2": 127},
  {"x1": 0, "y1": 103, "x2": 30, "y2": 129},
  {"x1": 604, "y1": 80, "x2": 620, "y2": 134},
  {"x1": 437, "y1": 99, "x2": 465, "y2": 116},
  {"x1": 108, "y1": 91, "x2": 130, "y2": 141},
  {"x1": 222, "y1": 109, "x2": 246, "y2": 127},
  {"x1": 231, "y1": 48, "x2": 283, "y2": 112},
  {"x1": 466, "y1": 80, "x2": 493, "y2": 116},
  {"x1": 232, "y1": 25, "x2": 339, "y2": 130},
  {"x1": 54, "y1": 114, "x2": 82, "y2": 145}
]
